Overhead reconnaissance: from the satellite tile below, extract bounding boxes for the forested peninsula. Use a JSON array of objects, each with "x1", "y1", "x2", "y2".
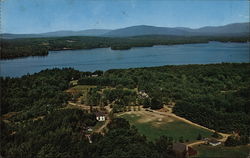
[
  {"x1": 1, "y1": 35, "x2": 249, "y2": 59},
  {"x1": 1, "y1": 63, "x2": 250, "y2": 157}
]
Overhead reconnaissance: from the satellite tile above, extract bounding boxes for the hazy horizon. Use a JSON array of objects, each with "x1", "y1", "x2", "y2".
[
  {"x1": 2, "y1": 22, "x2": 250, "y2": 35},
  {"x1": 1, "y1": 0, "x2": 249, "y2": 34}
]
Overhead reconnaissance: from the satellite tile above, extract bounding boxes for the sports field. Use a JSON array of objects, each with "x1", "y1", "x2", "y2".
[{"x1": 119, "y1": 111, "x2": 213, "y2": 142}]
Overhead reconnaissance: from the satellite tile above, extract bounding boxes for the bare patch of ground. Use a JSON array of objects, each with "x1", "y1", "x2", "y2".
[
  {"x1": 32, "y1": 116, "x2": 45, "y2": 121},
  {"x1": 0, "y1": 112, "x2": 19, "y2": 120},
  {"x1": 118, "y1": 110, "x2": 174, "y2": 127},
  {"x1": 137, "y1": 111, "x2": 174, "y2": 124}
]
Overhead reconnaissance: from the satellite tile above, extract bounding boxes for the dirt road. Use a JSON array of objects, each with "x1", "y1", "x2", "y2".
[
  {"x1": 119, "y1": 107, "x2": 230, "y2": 146},
  {"x1": 68, "y1": 101, "x2": 91, "y2": 111},
  {"x1": 151, "y1": 109, "x2": 230, "y2": 146},
  {"x1": 188, "y1": 140, "x2": 206, "y2": 147},
  {"x1": 68, "y1": 101, "x2": 111, "y2": 134},
  {"x1": 69, "y1": 100, "x2": 230, "y2": 145},
  {"x1": 95, "y1": 119, "x2": 111, "y2": 134}
]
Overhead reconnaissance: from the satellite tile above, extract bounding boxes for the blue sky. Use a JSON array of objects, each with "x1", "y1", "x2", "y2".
[{"x1": 1, "y1": 0, "x2": 249, "y2": 34}]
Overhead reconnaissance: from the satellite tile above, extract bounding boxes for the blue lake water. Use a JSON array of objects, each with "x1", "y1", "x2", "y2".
[{"x1": 1, "y1": 42, "x2": 249, "y2": 77}]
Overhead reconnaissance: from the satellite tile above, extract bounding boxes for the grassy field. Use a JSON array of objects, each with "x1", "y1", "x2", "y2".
[
  {"x1": 119, "y1": 111, "x2": 213, "y2": 142},
  {"x1": 192, "y1": 144, "x2": 250, "y2": 158},
  {"x1": 66, "y1": 85, "x2": 97, "y2": 102}
]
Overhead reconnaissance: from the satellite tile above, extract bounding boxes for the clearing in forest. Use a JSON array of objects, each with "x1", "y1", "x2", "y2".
[
  {"x1": 119, "y1": 111, "x2": 213, "y2": 142},
  {"x1": 66, "y1": 85, "x2": 96, "y2": 102}
]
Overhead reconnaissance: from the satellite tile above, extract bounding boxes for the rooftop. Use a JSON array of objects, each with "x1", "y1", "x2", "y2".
[
  {"x1": 173, "y1": 143, "x2": 187, "y2": 152},
  {"x1": 95, "y1": 112, "x2": 105, "y2": 117}
]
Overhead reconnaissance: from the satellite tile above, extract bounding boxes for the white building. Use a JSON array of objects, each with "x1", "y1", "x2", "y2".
[
  {"x1": 138, "y1": 90, "x2": 149, "y2": 98},
  {"x1": 96, "y1": 112, "x2": 106, "y2": 121},
  {"x1": 205, "y1": 138, "x2": 221, "y2": 146}
]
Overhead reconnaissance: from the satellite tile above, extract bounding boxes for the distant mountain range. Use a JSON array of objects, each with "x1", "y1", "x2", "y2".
[
  {"x1": 1, "y1": 29, "x2": 111, "y2": 39},
  {"x1": 104, "y1": 22, "x2": 249, "y2": 37},
  {"x1": 1, "y1": 22, "x2": 249, "y2": 39}
]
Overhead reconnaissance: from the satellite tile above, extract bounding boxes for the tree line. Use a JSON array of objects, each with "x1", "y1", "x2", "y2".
[{"x1": 1, "y1": 35, "x2": 249, "y2": 59}]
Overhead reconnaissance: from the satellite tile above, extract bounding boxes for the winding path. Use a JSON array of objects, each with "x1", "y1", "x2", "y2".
[
  {"x1": 68, "y1": 101, "x2": 92, "y2": 111},
  {"x1": 68, "y1": 101, "x2": 111, "y2": 134},
  {"x1": 95, "y1": 105, "x2": 112, "y2": 134},
  {"x1": 95, "y1": 119, "x2": 111, "y2": 134}
]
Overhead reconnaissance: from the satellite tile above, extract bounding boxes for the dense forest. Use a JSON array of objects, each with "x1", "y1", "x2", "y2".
[
  {"x1": 1, "y1": 68, "x2": 80, "y2": 116},
  {"x1": 77, "y1": 63, "x2": 250, "y2": 136},
  {"x1": 1, "y1": 35, "x2": 249, "y2": 59},
  {"x1": 1, "y1": 112, "x2": 174, "y2": 158},
  {"x1": 1, "y1": 63, "x2": 250, "y2": 157},
  {"x1": 0, "y1": 68, "x2": 173, "y2": 157}
]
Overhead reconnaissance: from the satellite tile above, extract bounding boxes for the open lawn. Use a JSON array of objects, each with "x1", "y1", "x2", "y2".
[
  {"x1": 119, "y1": 111, "x2": 213, "y2": 142},
  {"x1": 192, "y1": 144, "x2": 250, "y2": 158}
]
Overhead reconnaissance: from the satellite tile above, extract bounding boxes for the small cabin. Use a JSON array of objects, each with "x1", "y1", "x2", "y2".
[
  {"x1": 87, "y1": 127, "x2": 93, "y2": 132},
  {"x1": 173, "y1": 143, "x2": 188, "y2": 158},
  {"x1": 204, "y1": 138, "x2": 221, "y2": 146},
  {"x1": 95, "y1": 112, "x2": 105, "y2": 121},
  {"x1": 208, "y1": 138, "x2": 221, "y2": 146}
]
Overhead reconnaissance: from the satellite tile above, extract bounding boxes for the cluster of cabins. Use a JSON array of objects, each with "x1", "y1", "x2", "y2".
[
  {"x1": 77, "y1": 90, "x2": 223, "y2": 158},
  {"x1": 138, "y1": 90, "x2": 149, "y2": 98}
]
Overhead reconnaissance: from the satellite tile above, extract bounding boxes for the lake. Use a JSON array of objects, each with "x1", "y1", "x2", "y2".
[{"x1": 1, "y1": 42, "x2": 249, "y2": 77}]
